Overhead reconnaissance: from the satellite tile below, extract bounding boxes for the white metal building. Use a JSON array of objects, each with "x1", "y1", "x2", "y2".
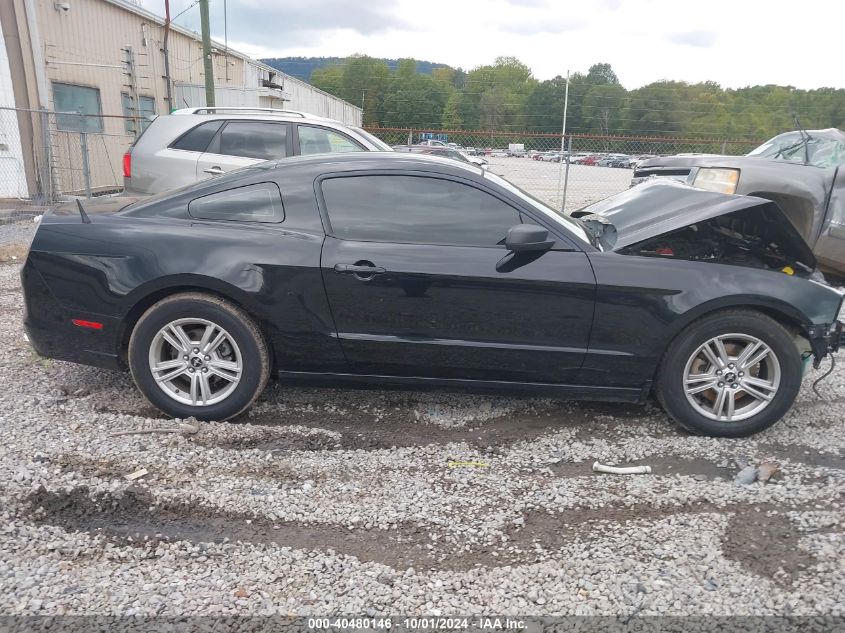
[{"x1": 0, "y1": 0, "x2": 361, "y2": 197}]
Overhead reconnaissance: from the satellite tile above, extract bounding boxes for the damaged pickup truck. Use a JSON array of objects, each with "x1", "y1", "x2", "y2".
[
  {"x1": 21, "y1": 154, "x2": 843, "y2": 437},
  {"x1": 631, "y1": 128, "x2": 845, "y2": 273}
]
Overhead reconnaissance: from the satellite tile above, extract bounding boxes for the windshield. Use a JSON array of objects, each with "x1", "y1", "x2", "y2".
[
  {"x1": 483, "y1": 171, "x2": 591, "y2": 244},
  {"x1": 352, "y1": 127, "x2": 394, "y2": 151},
  {"x1": 747, "y1": 131, "x2": 845, "y2": 168}
]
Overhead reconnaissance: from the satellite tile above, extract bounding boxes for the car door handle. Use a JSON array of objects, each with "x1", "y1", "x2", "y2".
[
  {"x1": 203, "y1": 166, "x2": 225, "y2": 175},
  {"x1": 334, "y1": 263, "x2": 386, "y2": 275}
]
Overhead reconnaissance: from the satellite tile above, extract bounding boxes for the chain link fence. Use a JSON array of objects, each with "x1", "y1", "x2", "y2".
[
  {"x1": 366, "y1": 128, "x2": 762, "y2": 210},
  {"x1": 0, "y1": 108, "x2": 765, "y2": 234},
  {"x1": 0, "y1": 106, "x2": 137, "y2": 229}
]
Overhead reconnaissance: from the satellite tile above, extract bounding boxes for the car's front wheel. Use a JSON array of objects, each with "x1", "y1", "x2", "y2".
[
  {"x1": 128, "y1": 292, "x2": 270, "y2": 421},
  {"x1": 656, "y1": 310, "x2": 803, "y2": 437}
]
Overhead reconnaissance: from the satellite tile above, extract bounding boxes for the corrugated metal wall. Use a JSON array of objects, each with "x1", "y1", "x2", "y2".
[
  {"x1": 0, "y1": 24, "x2": 28, "y2": 197},
  {"x1": 22, "y1": 0, "x2": 360, "y2": 193}
]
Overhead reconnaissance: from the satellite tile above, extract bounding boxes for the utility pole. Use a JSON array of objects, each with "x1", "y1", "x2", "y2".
[
  {"x1": 162, "y1": 0, "x2": 174, "y2": 112},
  {"x1": 199, "y1": 0, "x2": 215, "y2": 107}
]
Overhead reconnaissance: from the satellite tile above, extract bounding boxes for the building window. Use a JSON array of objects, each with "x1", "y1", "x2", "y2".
[
  {"x1": 138, "y1": 96, "x2": 156, "y2": 131},
  {"x1": 53, "y1": 83, "x2": 103, "y2": 133},
  {"x1": 121, "y1": 93, "x2": 156, "y2": 135}
]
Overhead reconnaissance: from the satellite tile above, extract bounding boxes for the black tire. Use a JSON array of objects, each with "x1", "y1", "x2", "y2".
[
  {"x1": 655, "y1": 310, "x2": 802, "y2": 437},
  {"x1": 128, "y1": 292, "x2": 270, "y2": 421}
]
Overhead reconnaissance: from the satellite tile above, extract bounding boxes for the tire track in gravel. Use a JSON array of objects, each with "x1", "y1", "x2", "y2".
[
  {"x1": 25, "y1": 486, "x2": 833, "y2": 581},
  {"x1": 188, "y1": 405, "x2": 670, "y2": 452}
]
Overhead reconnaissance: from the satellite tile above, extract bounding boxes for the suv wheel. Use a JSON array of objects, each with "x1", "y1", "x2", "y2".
[
  {"x1": 128, "y1": 292, "x2": 269, "y2": 421},
  {"x1": 656, "y1": 310, "x2": 802, "y2": 437}
]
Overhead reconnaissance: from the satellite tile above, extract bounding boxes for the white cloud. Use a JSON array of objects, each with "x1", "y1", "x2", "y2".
[{"x1": 140, "y1": 0, "x2": 844, "y2": 89}]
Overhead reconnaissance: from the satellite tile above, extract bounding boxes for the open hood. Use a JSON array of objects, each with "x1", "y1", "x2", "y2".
[{"x1": 573, "y1": 179, "x2": 817, "y2": 271}]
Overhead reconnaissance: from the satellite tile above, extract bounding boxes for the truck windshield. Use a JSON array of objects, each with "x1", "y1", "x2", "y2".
[{"x1": 747, "y1": 131, "x2": 845, "y2": 168}]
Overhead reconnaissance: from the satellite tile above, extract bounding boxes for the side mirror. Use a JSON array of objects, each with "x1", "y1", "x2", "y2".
[{"x1": 505, "y1": 224, "x2": 554, "y2": 252}]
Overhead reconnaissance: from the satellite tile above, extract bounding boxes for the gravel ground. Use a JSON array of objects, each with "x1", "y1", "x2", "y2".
[{"x1": 0, "y1": 223, "x2": 843, "y2": 617}]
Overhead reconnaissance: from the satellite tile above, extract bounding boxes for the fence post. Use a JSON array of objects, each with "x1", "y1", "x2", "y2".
[
  {"x1": 80, "y1": 130, "x2": 92, "y2": 199},
  {"x1": 562, "y1": 136, "x2": 572, "y2": 212},
  {"x1": 556, "y1": 70, "x2": 570, "y2": 212},
  {"x1": 39, "y1": 108, "x2": 54, "y2": 204}
]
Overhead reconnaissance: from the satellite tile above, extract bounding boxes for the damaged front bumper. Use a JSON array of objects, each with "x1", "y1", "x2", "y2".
[{"x1": 807, "y1": 320, "x2": 843, "y2": 367}]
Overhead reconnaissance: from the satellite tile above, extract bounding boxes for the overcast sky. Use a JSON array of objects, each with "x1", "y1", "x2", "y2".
[{"x1": 139, "y1": 0, "x2": 842, "y2": 90}]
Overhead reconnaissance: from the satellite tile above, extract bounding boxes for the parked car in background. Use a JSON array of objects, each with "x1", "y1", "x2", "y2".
[
  {"x1": 631, "y1": 128, "x2": 845, "y2": 273},
  {"x1": 597, "y1": 154, "x2": 627, "y2": 167},
  {"x1": 490, "y1": 149, "x2": 509, "y2": 157},
  {"x1": 24, "y1": 158, "x2": 842, "y2": 436},
  {"x1": 578, "y1": 154, "x2": 603, "y2": 166},
  {"x1": 597, "y1": 154, "x2": 634, "y2": 168},
  {"x1": 122, "y1": 107, "x2": 393, "y2": 195},
  {"x1": 392, "y1": 145, "x2": 487, "y2": 168},
  {"x1": 569, "y1": 153, "x2": 591, "y2": 164}
]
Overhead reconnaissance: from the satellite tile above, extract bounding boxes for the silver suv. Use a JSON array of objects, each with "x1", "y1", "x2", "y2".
[{"x1": 123, "y1": 107, "x2": 392, "y2": 195}]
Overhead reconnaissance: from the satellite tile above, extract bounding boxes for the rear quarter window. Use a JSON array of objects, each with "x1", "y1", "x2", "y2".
[
  {"x1": 188, "y1": 182, "x2": 284, "y2": 223},
  {"x1": 170, "y1": 120, "x2": 224, "y2": 152}
]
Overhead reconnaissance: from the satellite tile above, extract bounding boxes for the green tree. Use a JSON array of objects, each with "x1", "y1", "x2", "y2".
[
  {"x1": 441, "y1": 92, "x2": 463, "y2": 129},
  {"x1": 310, "y1": 54, "x2": 390, "y2": 126},
  {"x1": 524, "y1": 76, "x2": 568, "y2": 133},
  {"x1": 585, "y1": 62, "x2": 620, "y2": 86},
  {"x1": 623, "y1": 81, "x2": 685, "y2": 136},
  {"x1": 310, "y1": 65, "x2": 343, "y2": 99},
  {"x1": 582, "y1": 83, "x2": 627, "y2": 135}
]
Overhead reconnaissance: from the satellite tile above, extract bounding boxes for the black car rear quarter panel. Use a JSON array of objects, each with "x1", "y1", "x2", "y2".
[
  {"x1": 580, "y1": 251, "x2": 843, "y2": 387},
  {"x1": 24, "y1": 214, "x2": 347, "y2": 373}
]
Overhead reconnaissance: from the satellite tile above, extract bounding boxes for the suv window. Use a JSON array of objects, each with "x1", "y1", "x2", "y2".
[
  {"x1": 188, "y1": 182, "x2": 284, "y2": 223},
  {"x1": 218, "y1": 122, "x2": 288, "y2": 160},
  {"x1": 299, "y1": 125, "x2": 363, "y2": 155},
  {"x1": 170, "y1": 120, "x2": 224, "y2": 152},
  {"x1": 321, "y1": 175, "x2": 522, "y2": 246}
]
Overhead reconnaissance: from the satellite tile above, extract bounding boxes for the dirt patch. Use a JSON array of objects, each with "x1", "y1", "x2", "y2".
[
  {"x1": 548, "y1": 456, "x2": 732, "y2": 480},
  {"x1": 28, "y1": 486, "x2": 812, "y2": 573},
  {"x1": 26, "y1": 486, "x2": 448, "y2": 570},
  {"x1": 632, "y1": 456, "x2": 732, "y2": 480},
  {"x1": 721, "y1": 507, "x2": 826, "y2": 585},
  {"x1": 27, "y1": 486, "x2": 710, "y2": 571},
  {"x1": 757, "y1": 443, "x2": 845, "y2": 471},
  {"x1": 192, "y1": 428, "x2": 342, "y2": 452},
  {"x1": 510, "y1": 502, "x2": 720, "y2": 547},
  {"x1": 0, "y1": 243, "x2": 27, "y2": 264},
  {"x1": 218, "y1": 401, "x2": 665, "y2": 453},
  {"x1": 53, "y1": 453, "x2": 306, "y2": 485}
]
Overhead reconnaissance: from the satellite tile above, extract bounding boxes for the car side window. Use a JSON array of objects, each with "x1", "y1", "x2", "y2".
[
  {"x1": 299, "y1": 125, "x2": 364, "y2": 155},
  {"x1": 188, "y1": 182, "x2": 284, "y2": 223},
  {"x1": 218, "y1": 122, "x2": 288, "y2": 160},
  {"x1": 170, "y1": 121, "x2": 224, "y2": 152},
  {"x1": 321, "y1": 175, "x2": 522, "y2": 246}
]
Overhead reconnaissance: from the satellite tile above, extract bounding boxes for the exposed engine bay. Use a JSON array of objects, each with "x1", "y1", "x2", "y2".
[{"x1": 618, "y1": 205, "x2": 819, "y2": 278}]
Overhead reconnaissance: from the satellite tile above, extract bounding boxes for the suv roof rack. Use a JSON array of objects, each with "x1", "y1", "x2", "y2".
[{"x1": 173, "y1": 107, "x2": 311, "y2": 118}]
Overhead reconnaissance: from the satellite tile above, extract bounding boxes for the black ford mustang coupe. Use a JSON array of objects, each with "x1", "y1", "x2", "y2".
[{"x1": 21, "y1": 153, "x2": 843, "y2": 436}]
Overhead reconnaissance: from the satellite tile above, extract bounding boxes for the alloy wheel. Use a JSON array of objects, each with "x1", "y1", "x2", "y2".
[
  {"x1": 683, "y1": 333, "x2": 781, "y2": 422},
  {"x1": 148, "y1": 318, "x2": 243, "y2": 407}
]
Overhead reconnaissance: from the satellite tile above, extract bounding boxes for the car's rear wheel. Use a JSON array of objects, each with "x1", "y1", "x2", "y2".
[
  {"x1": 655, "y1": 310, "x2": 803, "y2": 437},
  {"x1": 128, "y1": 292, "x2": 269, "y2": 421}
]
